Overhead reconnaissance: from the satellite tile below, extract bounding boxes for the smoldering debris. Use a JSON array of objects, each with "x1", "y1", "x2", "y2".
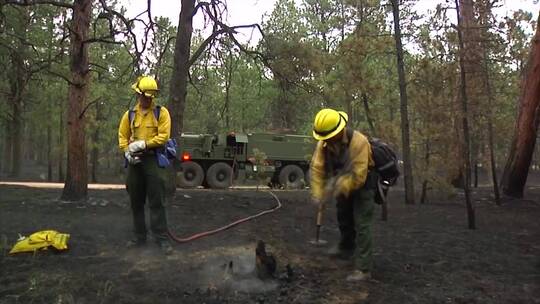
[{"x1": 196, "y1": 241, "x2": 293, "y2": 294}]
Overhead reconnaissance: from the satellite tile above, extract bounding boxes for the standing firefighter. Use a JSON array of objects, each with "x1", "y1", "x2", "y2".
[
  {"x1": 310, "y1": 108, "x2": 376, "y2": 281},
  {"x1": 118, "y1": 76, "x2": 173, "y2": 254}
]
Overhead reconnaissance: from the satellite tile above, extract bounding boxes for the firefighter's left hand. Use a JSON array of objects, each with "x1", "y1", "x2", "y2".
[
  {"x1": 128, "y1": 140, "x2": 146, "y2": 153},
  {"x1": 125, "y1": 151, "x2": 141, "y2": 165}
]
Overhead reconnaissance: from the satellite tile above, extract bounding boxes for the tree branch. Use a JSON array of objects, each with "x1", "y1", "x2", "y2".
[
  {"x1": 79, "y1": 96, "x2": 102, "y2": 119},
  {"x1": 46, "y1": 69, "x2": 76, "y2": 86},
  {"x1": 83, "y1": 37, "x2": 124, "y2": 45},
  {"x1": 1, "y1": 0, "x2": 73, "y2": 9}
]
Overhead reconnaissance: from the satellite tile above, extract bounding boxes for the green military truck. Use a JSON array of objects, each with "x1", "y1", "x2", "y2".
[{"x1": 176, "y1": 132, "x2": 315, "y2": 189}]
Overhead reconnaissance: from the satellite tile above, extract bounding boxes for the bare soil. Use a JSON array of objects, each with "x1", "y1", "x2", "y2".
[{"x1": 0, "y1": 184, "x2": 539, "y2": 304}]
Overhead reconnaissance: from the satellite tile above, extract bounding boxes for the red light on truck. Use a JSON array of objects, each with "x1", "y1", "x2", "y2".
[{"x1": 182, "y1": 153, "x2": 191, "y2": 161}]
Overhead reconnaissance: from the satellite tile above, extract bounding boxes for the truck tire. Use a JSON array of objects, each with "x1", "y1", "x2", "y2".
[
  {"x1": 178, "y1": 161, "x2": 204, "y2": 188},
  {"x1": 206, "y1": 162, "x2": 233, "y2": 189},
  {"x1": 279, "y1": 165, "x2": 305, "y2": 189}
]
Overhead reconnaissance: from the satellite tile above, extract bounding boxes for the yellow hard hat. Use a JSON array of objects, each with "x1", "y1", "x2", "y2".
[
  {"x1": 312, "y1": 108, "x2": 348, "y2": 141},
  {"x1": 131, "y1": 75, "x2": 159, "y2": 98}
]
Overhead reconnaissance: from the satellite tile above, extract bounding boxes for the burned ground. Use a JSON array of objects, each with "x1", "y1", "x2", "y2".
[{"x1": 0, "y1": 185, "x2": 539, "y2": 304}]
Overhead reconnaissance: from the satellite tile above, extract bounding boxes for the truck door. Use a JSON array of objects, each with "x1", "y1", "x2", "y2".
[{"x1": 225, "y1": 133, "x2": 248, "y2": 161}]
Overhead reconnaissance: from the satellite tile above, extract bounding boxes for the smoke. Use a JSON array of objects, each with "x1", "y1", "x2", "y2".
[
  {"x1": 200, "y1": 247, "x2": 278, "y2": 293},
  {"x1": 122, "y1": 244, "x2": 278, "y2": 294}
]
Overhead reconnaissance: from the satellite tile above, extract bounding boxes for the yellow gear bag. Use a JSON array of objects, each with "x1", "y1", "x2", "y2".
[{"x1": 9, "y1": 230, "x2": 70, "y2": 254}]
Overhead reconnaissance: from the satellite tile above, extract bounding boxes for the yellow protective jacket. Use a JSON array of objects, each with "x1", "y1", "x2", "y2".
[
  {"x1": 310, "y1": 129, "x2": 374, "y2": 201},
  {"x1": 10, "y1": 230, "x2": 70, "y2": 254},
  {"x1": 118, "y1": 101, "x2": 171, "y2": 152}
]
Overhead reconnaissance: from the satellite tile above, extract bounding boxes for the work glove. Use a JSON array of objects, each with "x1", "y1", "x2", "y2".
[
  {"x1": 128, "y1": 140, "x2": 146, "y2": 154},
  {"x1": 333, "y1": 176, "x2": 350, "y2": 200},
  {"x1": 125, "y1": 151, "x2": 141, "y2": 165}
]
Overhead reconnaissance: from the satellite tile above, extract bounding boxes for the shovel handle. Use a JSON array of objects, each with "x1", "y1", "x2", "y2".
[{"x1": 316, "y1": 210, "x2": 323, "y2": 226}]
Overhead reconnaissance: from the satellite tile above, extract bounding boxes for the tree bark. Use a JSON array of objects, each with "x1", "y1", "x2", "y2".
[
  {"x1": 361, "y1": 93, "x2": 376, "y2": 136},
  {"x1": 58, "y1": 105, "x2": 64, "y2": 182},
  {"x1": 7, "y1": 46, "x2": 26, "y2": 178},
  {"x1": 61, "y1": 0, "x2": 92, "y2": 201},
  {"x1": 47, "y1": 116, "x2": 53, "y2": 181},
  {"x1": 9, "y1": 98, "x2": 22, "y2": 177},
  {"x1": 166, "y1": 0, "x2": 196, "y2": 196},
  {"x1": 420, "y1": 139, "x2": 431, "y2": 204},
  {"x1": 482, "y1": 40, "x2": 501, "y2": 203},
  {"x1": 90, "y1": 100, "x2": 101, "y2": 183},
  {"x1": 390, "y1": 0, "x2": 415, "y2": 205},
  {"x1": 2, "y1": 121, "x2": 12, "y2": 174},
  {"x1": 169, "y1": 0, "x2": 195, "y2": 139},
  {"x1": 501, "y1": 13, "x2": 540, "y2": 198},
  {"x1": 224, "y1": 51, "x2": 234, "y2": 129},
  {"x1": 455, "y1": 0, "x2": 476, "y2": 229}
]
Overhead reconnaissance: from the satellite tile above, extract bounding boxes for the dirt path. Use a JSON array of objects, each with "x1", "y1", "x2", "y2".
[
  {"x1": 0, "y1": 181, "x2": 274, "y2": 190},
  {"x1": 0, "y1": 185, "x2": 539, "y2": 304}
]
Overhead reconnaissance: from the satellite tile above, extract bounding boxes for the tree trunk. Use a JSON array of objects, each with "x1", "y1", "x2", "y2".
[
  {"x1": 420, "y1": 139, "x2": 431, "y2": 204},
  {"x1": 2, "y1": 121, "x2": 12, "y2": 175},
  {"x1": 169, "y1": 0, "x2": 195, "y2": 139},
  {"x1": 483, "y1": 33, "x2": 501, "y2": 203},
  {"x1": 487, "y1": 113, "x2": 500, "y2": 204},
  {"x1": 455, "y1": 0, "x2": 476, "y2": 229},
  {"x1": 390, "y1": 0, "x2": 415, "y2": 205},
  {"x1": 61, "y1": 0, "x2": 92, "y2": 201},
  {"x1": 7, "y1": 50, "x2": 26, "y2": 178},
  {"x1": 224, "y1": 52, "x2": 233, "y2": 129},
  {"x1": 90, "y1": 129, "x2": 99, "y2": 183},
  {"x1": 501, "y1": 13, "x2": 540, "y2": 198},
  {"x1": 58, "y1": 105, "x2": 64, "y2": 182},
  {"x1": 271, "y1": 80, "x2": 294, "y2": 131},
  {"x1": 90, "y1": 101, "x2": 101, "y2": 183},
  {"x1": 167, "y1": 0, "x2": 196, "y2": 196},
  {"x1": 47, "y1": 121, "x2": 53, "y2": 181},
  {"x1": 361, "y1": 93, "x2": 376, "y2": 136},
  {"x1": 9, "y1": 99, "x2": 22, "y2": 177},
  {"x1": 474, "y1": 162, "x2": 479, "y2": 188}
]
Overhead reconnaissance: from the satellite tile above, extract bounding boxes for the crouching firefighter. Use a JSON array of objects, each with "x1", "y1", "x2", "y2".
[
  {"x1": 310, "y1": 108, "x2": 377, "y2": 281},
  {"x1": 118, "y1": 75, "x2": 173, "y2": 254}
]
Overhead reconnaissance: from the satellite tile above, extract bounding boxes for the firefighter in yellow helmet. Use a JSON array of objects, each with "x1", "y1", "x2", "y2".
[
  {"x1": 118, "y1": 76, "x2": 173, "y2": 254},
  {"x1": 310, "y1": 108, "x2": 376, "y2": 281}
]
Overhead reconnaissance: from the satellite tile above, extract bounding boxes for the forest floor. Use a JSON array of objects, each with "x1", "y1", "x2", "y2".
[{"x1": 0, "y1": 184, "x2": 539, "y2": 304}]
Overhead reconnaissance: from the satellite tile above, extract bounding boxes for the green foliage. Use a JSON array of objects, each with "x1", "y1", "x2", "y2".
[
  {"x1": 0, "y1": 0, "x2": 535, "y2": 193},
  {"x1": 250, "y1": 148, "x2": 271, "y2": 188}
]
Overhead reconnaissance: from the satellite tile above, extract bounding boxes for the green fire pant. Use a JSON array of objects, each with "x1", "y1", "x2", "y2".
[
  {"x1": 336, "y1": 187, "x2": 375, "y2": 272},
  {"x1": 126, "y1": 154, "x2": 168, "y2": 242}
]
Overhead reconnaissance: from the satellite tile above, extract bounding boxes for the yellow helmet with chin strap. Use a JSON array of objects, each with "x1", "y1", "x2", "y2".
[
  {"x1": 312, "y1": 108, "x2": 348, "y2": 141},
  {"x1": 131, "y1": 75, "x2": 159, "y2": 98}
]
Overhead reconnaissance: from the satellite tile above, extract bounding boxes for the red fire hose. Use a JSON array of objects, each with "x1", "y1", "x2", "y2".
[{"x1": 167, "y1": 191, "x2": 282, "y2": 243}]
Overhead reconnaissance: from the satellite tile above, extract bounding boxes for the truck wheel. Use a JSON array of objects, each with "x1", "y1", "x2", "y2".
[
  {"x1": 279, "y1": 165, "x2": 305, "y2": 189},
  {"x1": 206, "y1": 162, "x2": 233, "y2": 189},
  {"x1": 178, "y1": 161, "x2": 204, "y2": 188}
]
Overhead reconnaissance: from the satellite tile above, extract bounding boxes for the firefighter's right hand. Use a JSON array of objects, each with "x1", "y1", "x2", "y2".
[
  {"x1": 125, "y1": 151, "x2": 141, "y2": 165},
  {"x1": 128, "y1": 140, "x2": 146, "y2": 154}
]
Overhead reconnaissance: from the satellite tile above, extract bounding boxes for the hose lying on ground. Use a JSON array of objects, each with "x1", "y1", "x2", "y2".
[{"x1": 167, "y1": 191, "x2": 282, "y2": 243}]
